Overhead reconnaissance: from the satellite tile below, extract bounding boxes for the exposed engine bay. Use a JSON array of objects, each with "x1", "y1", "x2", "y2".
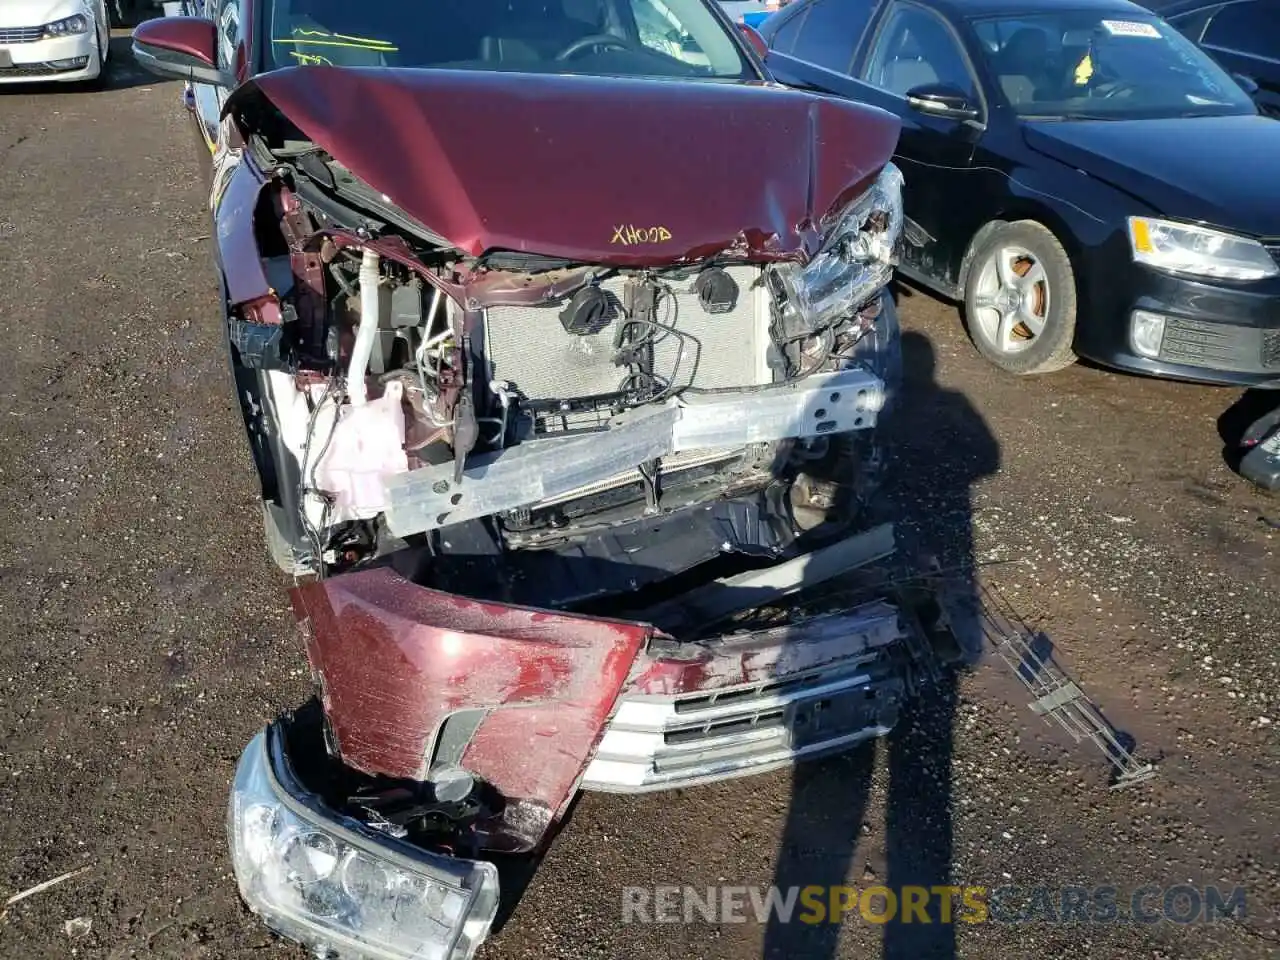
[
  {"x1": 229, "y1": 113, "x2": 906, "y2": 606},
  {"x1": 118, "y1": 12, "x2": 1161, "y2": 953},
  {"x1": 185, "y1": 63, "x2": 944, "y2": 960}
]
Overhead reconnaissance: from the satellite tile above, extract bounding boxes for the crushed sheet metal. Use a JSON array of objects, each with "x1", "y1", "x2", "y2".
[
  {"x1": 583, "y1": 602, "x2": 908, "y2": 792},
  {"x1": 632, "y1": 599, "x2": 905, "y2": 695},
  {"x1": 643, "y1": 522, "x2": 897, "y2": 635},
  {"x1": 383, "y1": 370, "x2": 885, "y2": 537},
  {"x1": 292, "y1": 568, "x2": 651, "y2": 851}
]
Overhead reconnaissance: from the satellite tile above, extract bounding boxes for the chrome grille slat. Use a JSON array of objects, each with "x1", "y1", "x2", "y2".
[
  {"x1": 0, "y1": 26, "x2": 45, "y2": 43},
  {"x1": 581, "y1": 603, "x2": 909, "y2": 792}
]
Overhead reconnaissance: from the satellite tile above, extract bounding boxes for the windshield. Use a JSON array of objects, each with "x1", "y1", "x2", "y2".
[
  {"x1": 970, "y1": 10, "x2": 1256, "y2": 120},
  {"x1": 262, "y1": 0, "x2": 753, "y2": 79}
]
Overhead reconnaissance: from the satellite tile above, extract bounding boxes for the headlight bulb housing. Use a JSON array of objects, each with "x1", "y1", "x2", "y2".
[
  {"x1": 43, "y1": 14, "x2": 90, "y2": 37},
  {"x1": 228, "y1": 725, "x2": 499, "y2": 960},
  {"x1": 768, "y1": 163, "x2": 904, "y2": 338}
]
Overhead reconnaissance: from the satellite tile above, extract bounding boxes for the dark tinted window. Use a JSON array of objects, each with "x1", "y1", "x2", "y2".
[
  {"x1": 766, "y1": 6, "x2": 808, "y2": 53},
  {"x1": 790, "y1": 0, "x2": 874, "y2": 73},
  {"x1": 1166, "y1": 4, "x2": 1221, "y2": 41},
  {"x1": 1203, "y1": 0, "x2": 1280, "y2": 57},
  {"x1": 864, "y1": 3, "x2": 974, "y2": 98},
  {"x1": 968, "y1": 10, "x2": 1253, "y2": 118}
]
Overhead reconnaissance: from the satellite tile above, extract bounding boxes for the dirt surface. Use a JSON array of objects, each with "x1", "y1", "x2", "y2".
[{"x1": 0, "y1": 39, "x2": 1277, "y2": 960}]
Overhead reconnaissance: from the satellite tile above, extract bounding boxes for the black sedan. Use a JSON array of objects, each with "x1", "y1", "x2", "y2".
[
  {"x1": 762, "y1": 0, "x2": 1280, "y2": 384},
  {"x1": 1151, "y1": 0, "x2": 1279, "y2": 116}
]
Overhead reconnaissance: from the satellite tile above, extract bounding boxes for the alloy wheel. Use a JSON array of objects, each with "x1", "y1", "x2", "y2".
[{"x1": 970, "y1": 245, "x2": 1052, "y2": 355}]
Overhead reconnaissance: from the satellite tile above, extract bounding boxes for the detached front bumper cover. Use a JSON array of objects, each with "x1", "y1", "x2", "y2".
[{"x1": 228, "y1": 725, "x2": 499, "y2": 960}]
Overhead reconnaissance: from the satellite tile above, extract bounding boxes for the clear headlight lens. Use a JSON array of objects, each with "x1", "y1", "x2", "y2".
[
  {"x1": 43, "y1": 14, "x2": 90, "y2": 36},
  {"x1": 770, "y1": 163, "x2": 904, "y2": 331},
  {"x1": 1128, "y1": 216, "x2": 1278, "y2": 281},
  {"x1": 228, "y1": 727, "x2": 499, "y2": 960}
]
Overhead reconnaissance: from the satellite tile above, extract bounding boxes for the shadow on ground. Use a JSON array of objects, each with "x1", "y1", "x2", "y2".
[
  {"x1": 762, "y1": 329, "x2": 999, "y2": 960},
  {"x1": 1218, "y1": 389, "x2": 1280, "y2": 472}
]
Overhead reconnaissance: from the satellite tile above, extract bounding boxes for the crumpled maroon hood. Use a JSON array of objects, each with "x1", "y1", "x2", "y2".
[{"x1": 232, "y1": 66, "x2": 900, "y2": 265}]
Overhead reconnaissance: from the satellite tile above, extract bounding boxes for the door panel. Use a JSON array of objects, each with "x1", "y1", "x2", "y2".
[{"x1": 855, "y1": 2, "x2": 984, "y2": 289}]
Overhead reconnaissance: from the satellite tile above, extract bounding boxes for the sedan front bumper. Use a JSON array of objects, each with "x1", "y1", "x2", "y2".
[
  {"x1": 291, "y1": 523, "x2": 913, "y2": 852},
  {"x1": 1076, "y1": 259, "x2": 1280, "y2": 387},
  {"x1": 581, "y1": 599, "x2": 906, "y2": 792},
  {"x1": 0, "y1": 31, "x2": 99, "y2": 83},
  {"x1": 255, "y1": 520, "x2": 937, "y2": 959}
]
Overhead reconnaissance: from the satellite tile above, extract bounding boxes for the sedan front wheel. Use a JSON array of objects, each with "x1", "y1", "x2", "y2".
[{"x1": 963, "y1": 220, "x2": 1077, "y2": 375}]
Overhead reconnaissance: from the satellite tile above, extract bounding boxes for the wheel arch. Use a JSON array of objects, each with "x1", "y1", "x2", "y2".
[{"x1": 954, "y1": 201, "x2": 1083, "y2": 300}]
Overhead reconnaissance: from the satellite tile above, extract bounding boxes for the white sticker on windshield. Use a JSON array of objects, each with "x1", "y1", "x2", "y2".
[{"x1": 1101, "y1": 19, "x2": 1161, "y2": 38}]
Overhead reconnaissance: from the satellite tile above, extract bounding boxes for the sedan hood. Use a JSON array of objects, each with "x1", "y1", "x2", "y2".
[
  {"x1": 0, "y1": 0, "x2": 82, "y2": 27},
  {"x1": 1023, "y1": 114, "x2": 1280, "y2": 238},
  {"x1": 232, "y1": 66, "x2": 900, "y2": 265}
]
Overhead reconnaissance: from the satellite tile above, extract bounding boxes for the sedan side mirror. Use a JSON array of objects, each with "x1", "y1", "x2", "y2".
[
  {"x1": 906, "y1": 82, "x2": 980, "y2": 121},
  {"x1": 738, "y1": 23, "x2": 769, "y2": 60},
  {"x1": 132, "y1": 16, "x2": 224, "y2": 85},
  {"x1": 1232, "y1": 72, "x2": 1260, "y2": 96}
]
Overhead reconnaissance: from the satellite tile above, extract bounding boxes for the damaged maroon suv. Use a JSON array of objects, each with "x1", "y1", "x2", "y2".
[{"x1": 133, "y1": 1, "x2": 908, "y2": 956}]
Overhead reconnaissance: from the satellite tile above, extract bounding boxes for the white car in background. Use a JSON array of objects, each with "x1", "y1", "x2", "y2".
[{"x1": 0, "y1": 0, "x2": 111, "y2": 85}]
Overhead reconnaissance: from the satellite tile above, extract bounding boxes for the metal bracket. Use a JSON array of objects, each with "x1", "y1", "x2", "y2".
[{"x1": 974, "y1": 584, "x2": 1157, "y2": 790}]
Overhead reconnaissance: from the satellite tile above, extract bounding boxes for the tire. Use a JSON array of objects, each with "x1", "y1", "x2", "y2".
[
  {"x1": 82, "y1": 21, "x2": 109, "y2": 90},
  {"x1": 962, "y1": 220, "x2": 1077, "y2": 375}
]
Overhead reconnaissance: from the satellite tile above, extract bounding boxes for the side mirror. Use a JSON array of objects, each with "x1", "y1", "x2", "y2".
[
  {"x1": 132, "y1": 16, "x2": 224, "y2": 85},
  {"x1": 738, "y1": 23, "x2": 769, "y2": 60},
  {"x1": 906, "y1": 82, "x2": 980, "y2": 121},
  {"x1": 1232, "y1": 71, "x2": 1260, "y2": 96}
]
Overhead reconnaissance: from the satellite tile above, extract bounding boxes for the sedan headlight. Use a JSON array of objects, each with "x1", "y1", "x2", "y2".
[
  {"x1": 228, "y1": 725, "x2": 499, "y2": 960},
  {"x1": 43, "y1": 14, "x2": 90, "y2": 37},
  {"x1": 769, "y1": 163, "x2": 904, "y2": 332},
  {"x1": 1128, "y1": 216, "x2": 1278, "y2": 281}
]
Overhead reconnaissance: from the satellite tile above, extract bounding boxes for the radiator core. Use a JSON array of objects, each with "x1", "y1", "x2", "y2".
[{"x1": 483, "y1": 265, "x2": 771, "y2": 402}]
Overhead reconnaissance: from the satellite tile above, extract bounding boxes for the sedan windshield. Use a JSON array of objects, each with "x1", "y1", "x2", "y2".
[
  {"x1": 970, "y1": 10, "x2": 1256, "y2": 119},
  {"x1": 262, "y1": 0, "x2": 752, "y2": 78}
]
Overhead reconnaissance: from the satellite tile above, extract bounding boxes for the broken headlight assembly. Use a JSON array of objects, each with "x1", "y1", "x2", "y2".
[
  {"x1": 769, "y1": 162, "x2": 904, "y2": 336},
  {"x1": 228, "y1": 725, "x2": 499, "y2": 960}
]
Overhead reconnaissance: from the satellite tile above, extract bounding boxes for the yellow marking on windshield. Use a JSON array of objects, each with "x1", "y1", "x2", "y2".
[
  {"x1": 289, "y1": 50, "x2": 335, "y2": 65},
  {"x1": 273, "y1": 38, "x2": 400, "y2": 51},
  {"x1": 292, "y1": 27, "x2": 395, "y2": 47}
]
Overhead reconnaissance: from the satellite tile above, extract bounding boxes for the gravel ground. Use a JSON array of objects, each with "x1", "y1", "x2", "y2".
[{"x1": 0, "y1": 40, "x2": 1276, "y2": 960}]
